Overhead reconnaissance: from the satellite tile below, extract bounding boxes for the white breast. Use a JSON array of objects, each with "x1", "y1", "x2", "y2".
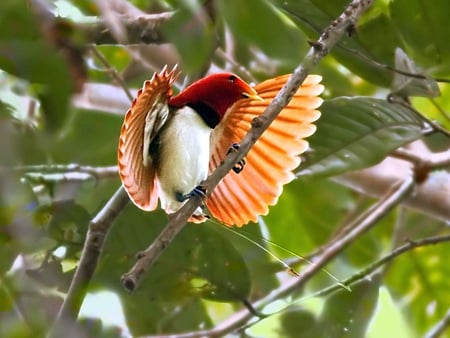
[{"x1": 157, "y1": 106, "x2": 212, "y2": 214}]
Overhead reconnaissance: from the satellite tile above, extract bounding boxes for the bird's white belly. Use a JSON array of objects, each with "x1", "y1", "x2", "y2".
[{"x1": 157, "y1": 106, "x2": 212, "y2": 214}]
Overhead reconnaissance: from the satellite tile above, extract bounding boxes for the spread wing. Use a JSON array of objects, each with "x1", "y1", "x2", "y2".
[
  {"x1": 207, "y1": 74, "x2": 324, "y2": 226},
  {"x1": 118, "y1": 66, "x2": 178, "y2": 210}
]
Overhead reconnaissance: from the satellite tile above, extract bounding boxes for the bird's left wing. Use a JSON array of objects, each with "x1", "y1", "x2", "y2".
[
  {"x1": 118, "y1": 67, "x2": 178, "y2": 210},
  {"x1": 207, "y1": 74, "x2": 324, "y2": 226}
]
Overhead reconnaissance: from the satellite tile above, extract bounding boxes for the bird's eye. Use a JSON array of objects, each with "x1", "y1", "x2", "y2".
[{"x1": 228, "y1": 75, "x2": 236, "y2": 83}]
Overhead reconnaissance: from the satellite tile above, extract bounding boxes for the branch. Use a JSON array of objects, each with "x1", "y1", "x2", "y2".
[
  {"x1": 79, "y1": 12, "x2": 173, "y2": 45},
  {"x1": 425, "y1": 308, "x2": 450, "y2": 338},
  {"x1": 48, "y1": 186, "x2": 129, "y2": 338},
  {"x1": 120, "y1": 0, "x2": 375, "y2": 293},
  {"x1": 143, "y1": 174, "x2": 414, "y2": 338},
  {"x1": 334, "y1": 141, "x2": 450, "y2": 222}
]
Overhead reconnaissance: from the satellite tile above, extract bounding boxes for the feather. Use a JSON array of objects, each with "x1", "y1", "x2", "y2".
[
  {"x1": 118, "y1": 66, "x2": 178, "y2": 210},
  {"x1": 207, "y1": 74, "x2": 324, "y2": 226}
]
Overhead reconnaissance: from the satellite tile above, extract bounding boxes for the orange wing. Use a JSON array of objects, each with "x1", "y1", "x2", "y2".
[
  {"x1": 207, "y1": 74, "x2": 324, "y2": 226},
  {"x1": 118, "y1": 67, "x2": 178, "y2": 210}
]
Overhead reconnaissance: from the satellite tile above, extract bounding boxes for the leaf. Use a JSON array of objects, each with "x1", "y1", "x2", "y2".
[
  {"x1": 162, "y1": 5, "x2": 215, "y2": 75},
  {"x1": 219, "y1": 0, "x2": 308, "y2": 65},
  {"x1": 391, "y1": 48, "x2": 440, "y2": 98},
  {"x1": 316, "y1": 277, "x2": 380, "y2": 338},
  {"x1": 297, "y1": 97, "x2": 426, "y2": 178},
  {"x1": 0, "y1": 1, "x2": 73, "y2": 132},
  {"x1": 390, "y1": 0, "x2": 450, "y2": 75}
]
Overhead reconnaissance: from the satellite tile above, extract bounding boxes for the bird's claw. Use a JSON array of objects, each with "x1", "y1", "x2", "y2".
[
  {"x1": 226, "y1": 143, "x2": 246, "y2": 174},
  {"x1": 176, "y1": 185, "x2": 207, "y2": 202}
]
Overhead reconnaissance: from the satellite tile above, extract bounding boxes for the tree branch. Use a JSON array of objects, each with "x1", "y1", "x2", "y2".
[
  {"x1": 48, "y1": 186, "x2": 129, "y2": 338},
  {"x1": 120, "y1": 0, "x2": 375, "y2": 292},
  {"x1": 79, "y1": 12, "x2": 173, "y2": 45}
]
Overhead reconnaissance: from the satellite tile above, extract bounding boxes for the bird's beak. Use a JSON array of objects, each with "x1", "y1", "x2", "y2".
[{"x1": 242, "y1": 87, "x2": 264, "y2": 101}]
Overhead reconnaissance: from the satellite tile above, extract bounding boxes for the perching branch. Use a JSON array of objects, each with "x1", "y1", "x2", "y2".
[
  {"x1": 121, "y1": 0, "x2": 375, "y2": 292},
  {"x1": 143, "y1": 174, "x2": 415, "y2": 338}
]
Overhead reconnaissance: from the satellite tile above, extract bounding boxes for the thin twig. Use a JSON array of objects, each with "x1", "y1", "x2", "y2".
[
  {"x1": 48, "y1": 187, "x2": 130, "y2": 338},
  {"x1": 425, "y1": 308, "x2": 450, "y2": 338},
  {"x1": 121, "y1": 0, "x2": 376, "y2": 293},
  {"x1": 89, "y1": 46, "x2": 134, "y2": 101},
  {"x1": 1, "y1": 164, "x2": 118, "y2": 179}
]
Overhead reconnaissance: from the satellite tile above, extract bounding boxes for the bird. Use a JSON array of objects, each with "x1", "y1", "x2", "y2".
[{"x1": 118, "y1": 66, "x2": 323, "y2": 226}]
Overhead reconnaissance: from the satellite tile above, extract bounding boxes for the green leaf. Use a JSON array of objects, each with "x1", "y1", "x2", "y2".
[
  {"x1": 391, "y1": 48, "x2": 440, "y2": 98},
  {"x1": 0, "y1": 1, "x2": 73, "y2": 132},
  {"x1": 390, "y1": 0, "x2": 450, "y2": 75},
  {"x1": 162, "y1": 6, "x2": 215, "y2": 75},
  {"x1": 316, "y1": 277, "x2": 380, "y2": 338},
  {"x1": 219, "y1": 0, "x2": 308, "y2": 66},
  {"x1": 297, "y1": 97, "x2": 426, "y2": 178}
]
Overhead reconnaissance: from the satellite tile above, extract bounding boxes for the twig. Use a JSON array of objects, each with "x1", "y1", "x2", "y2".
[
  {"x1": 392, "y1": 148, "x2": 450, "y2": 170},
  {"x1": 89, "y1": 46, "x2": 134, "y2": 101},
  {"x1": 48, "y1": 186, "x2": 129, "y2": 338},
  {"x1": 121, "y1": 0, "x2": 375, "y2": 293},
  {"x1": 425, "y1": 308, "x2": 450, "y2": 338},
  {"x1": 143, "y1": 175, "x2": 414, "y2": 338},
  {"x1": 1, "y1": 164, "x2": 118, "y2": 179},
  {"x1": 80, "y1": 12, "x2": 173, "y2": 45},
  {"x1": 311, "y1": 234, "x2": 450, "y2": 300}
]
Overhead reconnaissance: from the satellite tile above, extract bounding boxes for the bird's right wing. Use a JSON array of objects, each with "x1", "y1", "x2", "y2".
[
  {"x1": 207, "y1": 74, "x2": 324, "y2": 226},
  {"x1": 118, "y1": 67, "x2": 178, "y2": 210}
]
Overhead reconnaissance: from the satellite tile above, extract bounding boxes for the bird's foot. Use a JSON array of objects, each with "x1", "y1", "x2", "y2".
[
  {"x1": 227, "y1": 143, "x2": 246, "y2": 174},
  {"x1": 176, "y1": 185, "x2": 207, "y2": 202}
]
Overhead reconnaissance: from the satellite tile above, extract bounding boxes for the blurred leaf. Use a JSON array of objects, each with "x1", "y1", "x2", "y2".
[
  {"x1": 391, "y1": 48, "x2": 440, "y2": 98},
  {"x1": 385, "y1": 239, "x2": 450, "y2": 336},
  {"x1": 219, "y1": 0, "x2": 309, "y2": 66},
  {"x1": 162, "y1": 6, "x2": 215, "y2": 75},
  {"x1": 93, "y1": 206, "x2": 251, "y2": 335},
  {"x1": 0, "y1": 1, "x2": 74, "y2": 132},
  {"x1": 390, "y1": 0, "x2": 450, "y2": 75},
  {"x1": 316, "y1": 277, "x2": 380, "y2": 338},
  {"x1": 298, "y1": 97, "x2": 426, "y2": 177},
  {"x1": 279, "y1": 307, "x2": 318, "y2": 338}
]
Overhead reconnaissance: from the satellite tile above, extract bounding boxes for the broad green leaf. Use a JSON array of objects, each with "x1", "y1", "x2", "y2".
[
  {"x1": 219, "y1": 0, "x2": 308, "y2": 66},
  {"x1": 265, "y1": 179, "x2": 354, "y2": 255},
  {"x1": 162, "y1": 6, "x2": 215, "y2": 75},
  {"x1": 316, "y1": 277, "x2": 380, "y2": 338},
  {"x1": 390, "y1": 0, "x2": 450, "y2": 75},
  {"x1": 279, "y1": 307, "x2": 318, "y2": 338},
  {"x1": 297, "y1": 97, "x2": 426, "y2": 178}
]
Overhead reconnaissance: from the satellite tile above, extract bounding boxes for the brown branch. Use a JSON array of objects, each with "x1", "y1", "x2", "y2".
[
  {"x1": 80, "y1": 12, "x2": 173, "y2": 45},
  {"x1": 425, "y1": 308, "x2": 450, "y2": 338},
  {"x1": 120, "y1": 0, "x2": 375, "y2": 292},
  {"x1": 48, "y1": 186, "x2": 129, "y2": 338}
]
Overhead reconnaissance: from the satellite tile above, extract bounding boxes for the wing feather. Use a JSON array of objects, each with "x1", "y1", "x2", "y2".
[
  {"x1": 118, "y1": 67, "x2": 178, "y2": 210},
  {"x1": 207, "y1": 74, "x2": 324, "y2": 226}
]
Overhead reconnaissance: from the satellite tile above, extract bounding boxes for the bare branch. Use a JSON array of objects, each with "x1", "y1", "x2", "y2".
[
  {"x1": 80, "y1": 12, "x2": 173, "y2": 45},
  {"x1": 120, "y1": 0, "x2": 375, "y2": 293},
  {"x1": 48, "y1": 186, "x2": 129, "y2": 338}
]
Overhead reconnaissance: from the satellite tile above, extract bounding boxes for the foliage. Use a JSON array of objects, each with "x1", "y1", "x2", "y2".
[{"x1": 1, "y1": 0, "x2": 449, "y2": 337}]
